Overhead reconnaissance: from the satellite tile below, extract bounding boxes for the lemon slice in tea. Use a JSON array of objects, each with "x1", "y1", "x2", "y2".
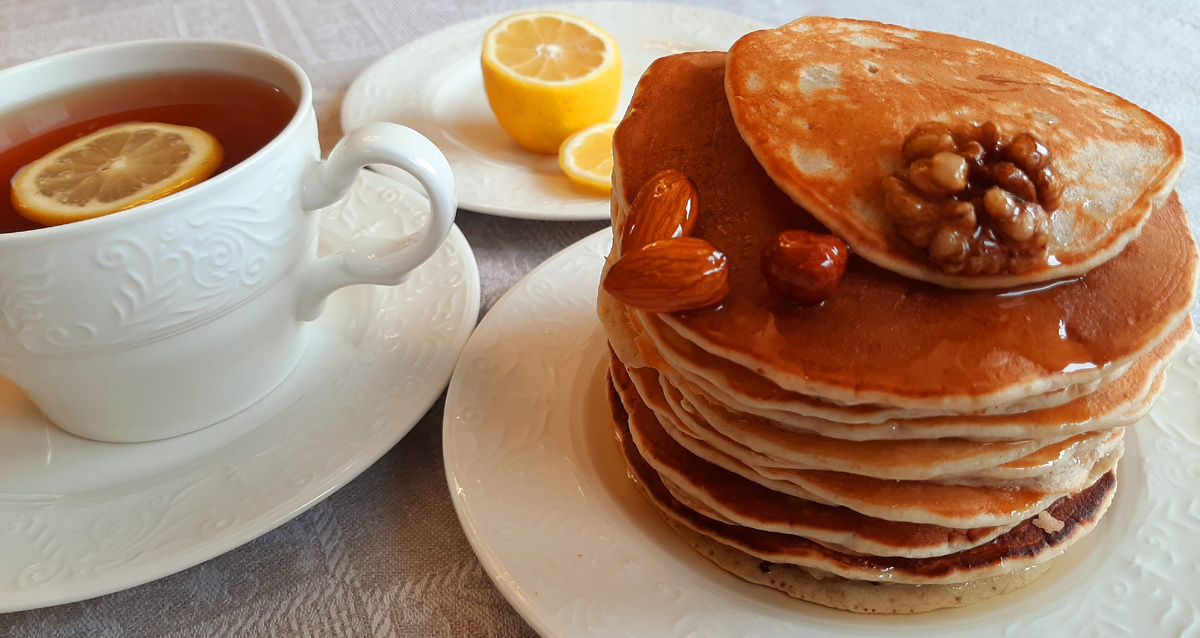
[{"x1": 11, "y1": 121, "x2": 224, "y2": 226}]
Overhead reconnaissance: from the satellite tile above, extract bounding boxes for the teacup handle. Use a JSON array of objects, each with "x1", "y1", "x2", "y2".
[{"x1": 295, "y1": 122, "x2": 457, "y2": 321}]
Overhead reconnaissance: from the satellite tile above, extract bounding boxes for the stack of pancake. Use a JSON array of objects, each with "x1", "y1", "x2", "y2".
[{"x1": 599, "y1": 17, "x2": 1196, "y2": 614}]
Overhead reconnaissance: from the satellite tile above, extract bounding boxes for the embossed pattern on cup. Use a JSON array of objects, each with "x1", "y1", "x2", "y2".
[{"x1": 0, "y1": 140, "x2": 305, "y2": 358}]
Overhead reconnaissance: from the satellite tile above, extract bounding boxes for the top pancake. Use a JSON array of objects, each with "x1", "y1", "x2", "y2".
[
  {"x1": 725, "y1": 17, "x2": 1185, "y2": 288},
  {"x1": 611, "y1": 51, "x2": 1197, "y2": 410}
]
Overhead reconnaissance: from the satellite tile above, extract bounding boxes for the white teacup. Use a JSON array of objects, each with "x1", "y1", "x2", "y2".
[{"x1": 0, "y1": 40, "x2": 457, "y2": 442}]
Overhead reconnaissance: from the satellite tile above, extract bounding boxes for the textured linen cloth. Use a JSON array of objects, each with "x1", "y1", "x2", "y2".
[{"x1": 0, "y1": 0, "x2": 1196, "y2": 636}]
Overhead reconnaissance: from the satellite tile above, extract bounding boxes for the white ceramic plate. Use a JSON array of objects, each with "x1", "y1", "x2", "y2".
[
  {"x1": 0, "y1": 170, "x2": 480, "y2": 612},
  {"x1": 341, "y1": 2, "x2": 768, "y2": 221},
  {"x1": 443, "y1": 229, "x2": 1200, "y2": 638}
]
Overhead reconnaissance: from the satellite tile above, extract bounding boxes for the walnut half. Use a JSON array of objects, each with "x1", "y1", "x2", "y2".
[{"x1": 882, "y1": 121, "x2": 1064, "y2": 276}]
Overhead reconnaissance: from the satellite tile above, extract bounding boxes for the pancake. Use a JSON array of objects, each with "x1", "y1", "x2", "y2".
[
  {"x1": 663, "y1": 518, "x2": 1051, "y2": 614},
  {"x1": 644, "y1": 301, "x2": 1160, "y2": 421},
  {"x1": 943, "y1": 429, "x2": 1124, "y2": 490},
  {"x1": 619, "y1": 356, "x2": 1119, "y2": 529},
  {"x1": 657, "y1": 365, "x2": 1119, "y2": 483},
  {"x1": 643, "y1": 298, "x2": 1115, "y2": 421},
  {"x1": 661, "y1": 319, "x2": 1184, "y2": 441},
  {"x1": 653, "y1": 381, "x2": 1122, "y2": 518},
  {"x1": 655, "y1": 366, "x2": 1126, "y2": 495},
  {"x1": 663, "y1": 374, "x2": 1072, "y2": 478},
  {"x1": 724, "y1": 17, "x2": 1185, "y2": 288},
  {"x1": 611, "y1": 51, "x2": 1197, "y2": 412},
  {"x1": 610, "y1": 361, "x2": 1013, "y2": 558},
  {"x1": 636, "y1": 350, "x2": 1115, "y2": 483},
  {"x1": 611, "y1": 372, "x2": 1118, "y2": 585},
  {"x1": 660, "y1": 319, "x2": 1187, "y2": 442},
  {"x1": 602, "y1": 287, "x2": 1147, "y2": 426},
  {"x1": 608, "y1": 284, "x2": 1188, "y2": 439}
]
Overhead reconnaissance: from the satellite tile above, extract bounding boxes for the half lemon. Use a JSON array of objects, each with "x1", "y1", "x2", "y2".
[{"x1": 482, "y1": 11, "x2": 621, "y2": 154}]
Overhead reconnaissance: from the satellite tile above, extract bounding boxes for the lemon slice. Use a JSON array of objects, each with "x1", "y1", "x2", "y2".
[
  {"x1": 559, "y1": 121, "x2": 616, "y2": 195},
  {"x1": 11, "y1": 122, "x2": 224, "y2": 226},
  {"x1": 482, "y1": 10, "x2": 621, "y2": 154}
]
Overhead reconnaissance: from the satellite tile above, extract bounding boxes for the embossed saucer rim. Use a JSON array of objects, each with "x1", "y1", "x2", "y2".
[
  {"x1": 0, "y1": 171, "x2": 481, "y2": 612},
  {"x1": 442, "y1": 229, "x2": 1200, "y2": 637},
  {"x1": 341, "y1": 2, "x2": 768, "y2": 221}
]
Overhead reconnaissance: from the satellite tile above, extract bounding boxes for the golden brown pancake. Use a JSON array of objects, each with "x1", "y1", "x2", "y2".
[
  {"x1": 662, "y1": 517, "x2": 1051, "y2": 614},
  {"x1": 634, "y1": 293, "x2": 1117, "y2": 420},
  {"x1": 724, "y1": 17, "x2": 1185, "y2": 288},
  {"x1": 611, "y1": 371, "x2": 1118, "y2": 585},
  {"x1": 629, "y1": 349, "x2": 1120, "y2": 486},
  {"x1": 611, "y1": 51, "x2": 1197, "y2": 412},
  {"x1": 610, "y1": 360, "x2": 1013, "y2": 558},
  {"x1": 655, "y1": 367, "x2": 1120, "y2": 484},
  {"x1": 601, "y1": 288, "x2": 1174, "y2": 429},
  {"x1": 654, "y1": 368, "x2": 1126, "y2": 496},
  {"x1": 619, "y1": 356, "x2": 1118, "y2": 529},
  {"x1": 665, "y1": 378, "x2": 1070, "y2": 477},
  {"x1": 654, "y1": 316, "x2": 1188, "y2": 441}
]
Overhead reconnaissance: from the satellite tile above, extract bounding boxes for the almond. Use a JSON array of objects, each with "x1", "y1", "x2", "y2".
[
  {"x1": 603, "y1": 237, "x2": 729, "y2": 313},
  {"x1": 619, "y1": 169, "x2": 698, "y2": 256}
]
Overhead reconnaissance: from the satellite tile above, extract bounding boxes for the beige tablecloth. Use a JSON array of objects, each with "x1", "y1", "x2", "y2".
[{"x1": 1, "y1": 0, "x2": 1197, "y2": 636}]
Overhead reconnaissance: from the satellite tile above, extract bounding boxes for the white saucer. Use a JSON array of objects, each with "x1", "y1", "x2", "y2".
[
  {"x1": 0, "y1": 169, "x2": 480, "y2": 612},
  {"x1": 443, "y1": 229, "x2": 1200, "y2": 637},
  {"x1": 341, "y1": 2, "x2": 768, "y2": 221}
]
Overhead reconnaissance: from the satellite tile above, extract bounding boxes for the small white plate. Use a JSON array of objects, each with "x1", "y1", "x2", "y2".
[
  {"x1": 341, "y1": 2, "x2": 768, "y2": 221},
  {"x1": 443, "y1": 229, "x2": 1200, "y2": 637},
  {"x1": 0, "y1": 169, "x2": 480, "y2": 612}
]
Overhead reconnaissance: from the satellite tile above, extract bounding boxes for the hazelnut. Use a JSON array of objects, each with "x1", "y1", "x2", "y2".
[{"x1": 761, "y1": 230, "x2": 849, "y2": 304}]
